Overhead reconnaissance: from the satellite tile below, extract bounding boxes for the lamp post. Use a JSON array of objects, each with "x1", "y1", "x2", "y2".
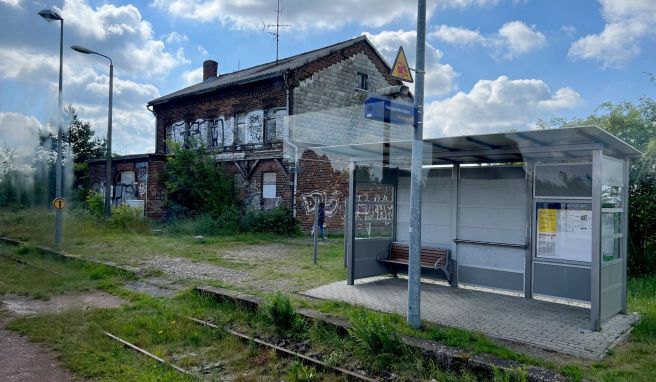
[
  {"x1": 71, "y1": 45, "x2": 113, "y2": 218},
  {"x1": 38, "y1": 9, "x2": 64, "y2": 247}
]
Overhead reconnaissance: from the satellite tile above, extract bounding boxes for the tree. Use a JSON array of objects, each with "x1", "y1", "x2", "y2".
[
  {"x1": 64, "y1": 105, "x2": 106, "y2": 164},
  {"x1": 164, "y1": 141, "x2": 235, "y2": 218}
]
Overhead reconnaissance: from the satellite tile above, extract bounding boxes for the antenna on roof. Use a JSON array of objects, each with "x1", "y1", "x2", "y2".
[{"x1": 261, "y1": 0, "x2": 291, "y2": 63}]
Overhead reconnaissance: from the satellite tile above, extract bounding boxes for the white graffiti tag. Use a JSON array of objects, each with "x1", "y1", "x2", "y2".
[{"x1": 300, "y1": 190, "x2": 341, "y2": 217}]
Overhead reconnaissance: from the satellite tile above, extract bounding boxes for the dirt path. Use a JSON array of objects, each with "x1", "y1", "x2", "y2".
[
  {"x1": 0, "y1": 291, "x2": 126, "y2": 382},
  {"x1": 0, "y1": 319, "x2": 84, "y2": 382}
]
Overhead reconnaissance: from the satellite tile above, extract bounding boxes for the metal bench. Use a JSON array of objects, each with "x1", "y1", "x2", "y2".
[{"x1": 378, "y1": 242, "x2": 451, "y2": 282}]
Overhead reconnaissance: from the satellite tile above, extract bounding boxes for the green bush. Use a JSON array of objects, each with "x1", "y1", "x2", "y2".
[
  {"x1": 348, "y1": 311, "x2": 402, "y2": 356},
  {"x1": 241, "y1": 206, "x2": 298, "y2": 235},
  {"x1": 262, "y1": 292, "x2": 299, "y2": 331},
  {"x1": 85, "y1": 190, "x2": 104, "y2": 218},
  {"x1": 107, "y1": 204, "x2": 149, "y2": 232}
]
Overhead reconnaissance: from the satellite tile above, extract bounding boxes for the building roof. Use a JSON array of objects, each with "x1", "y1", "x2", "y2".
[
  {"x1": 148, "y1": 35, "x2": 388, "y2": 107},
  {"x1": 309, "y1": 126, "x2": 642, "y2": 166}
]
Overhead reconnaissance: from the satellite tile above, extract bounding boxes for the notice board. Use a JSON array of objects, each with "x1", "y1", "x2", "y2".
[{"x1": 536, "y1": 202, "x2": 592, "y2": 262}]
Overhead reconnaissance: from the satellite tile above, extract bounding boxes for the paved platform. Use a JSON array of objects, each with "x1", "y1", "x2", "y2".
[{"x1": 303, "y1": 277, "x2": 639, "y2": 359}]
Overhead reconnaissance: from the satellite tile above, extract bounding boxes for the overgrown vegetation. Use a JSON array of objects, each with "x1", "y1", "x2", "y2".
[
  {"x1": 164, "y1": 141, "x2": 235, "y2": 219},
  {"x1": 0, "y1": 243, "x2": 130, "y2": 299},
  {"x1": 262, "y1": 292, "x2": 300, "y2": 331}
]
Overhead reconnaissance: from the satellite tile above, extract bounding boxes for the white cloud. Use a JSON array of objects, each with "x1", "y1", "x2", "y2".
[
  {"x1": 0, "y1": 47, "x2": 159, "y2": 155},
  {"x1": 569, "y1": 0, "x2": 656, "y2": 68},
  {"x1": 431, "y1": 26, "x2": 486, "y2": 45},
  {"x1": 164, "y1": 32, "x2": 188, "y2": 45},
  {"x1": 182, "y1": 67, "x2": 203, "y2": 86},
  {"x1": 424, "y1": 76, "x2": 582, "y2": 138},
  {"x1": 151, "y1": 0, "x2": 504, "y2": 30},
  {"x1": 0, "y1": 0, "x2": 21, "y2": 7},
  {"x1": 197, "y1": 45, "x2": 209, "y2": 56},
  {"x1": 0, "y1": 112, "x2": 45, "y2": 156},
  {"x1": 561, "y1": 25, "x2": 577, "y2": 38},
  {"x1": 431, "y1": 21, "x2": 546, "y2": 59},
  {"x1": 498, "y1": 21, "x2": 546, "y2": 57},
  {"x1": 364, "y1": 30, "x2": 457, "y2": 97},
  {"x1": 56, "y1": 0, "x2": 181, "y2": 77}
]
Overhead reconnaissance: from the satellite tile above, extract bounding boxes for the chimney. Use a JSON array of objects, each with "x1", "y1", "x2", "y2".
[{"x1": 203, "y1": 60, "x2": 218, "y2": 81}]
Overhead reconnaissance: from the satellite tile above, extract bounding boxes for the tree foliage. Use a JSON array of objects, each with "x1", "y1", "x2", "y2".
[
  {"x1": 64, "y1": 105, "x2": 106, "y2": 164},
  {"x1": 164, "y1": 141, "x2": 235, "y2": 218}
]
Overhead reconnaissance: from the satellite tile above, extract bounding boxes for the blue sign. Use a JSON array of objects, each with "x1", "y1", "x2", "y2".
[{"x1": 364, "y1": 95, "x2": 416, "y2": 126}]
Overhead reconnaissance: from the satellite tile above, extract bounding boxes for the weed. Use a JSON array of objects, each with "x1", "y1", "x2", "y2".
[
  {"x1": 348, "y1": 310, "x2": 402, "y2": 357},
  {"x1": 287, "y1": 360, "x2": 317, "y2": 382},
  {"x1": 262, "y1": 292, "x2": 300, "y2": 331}
]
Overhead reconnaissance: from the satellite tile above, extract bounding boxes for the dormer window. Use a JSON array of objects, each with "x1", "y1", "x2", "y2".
[{"x1": 357, "y1": 72, "x2": 368, "y2": 90}]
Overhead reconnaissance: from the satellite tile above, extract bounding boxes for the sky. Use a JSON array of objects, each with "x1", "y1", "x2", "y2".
[{"x1": 0, "y1": 0, "x2": 654, "y2": 155}]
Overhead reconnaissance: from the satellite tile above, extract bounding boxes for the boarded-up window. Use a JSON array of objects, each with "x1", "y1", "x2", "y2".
[
  {"x1": 263, "y1": 172, "x2": 276, "y2": 198},
  {"x1": 264, "y1": 109, "x2": 277, "y2": 143},
  {"x1": 235, "y1": 113, "x2": 246, "y2": 145},
  {"x1": 233, "y1": 173, "x2": 245, "y2": 201}
]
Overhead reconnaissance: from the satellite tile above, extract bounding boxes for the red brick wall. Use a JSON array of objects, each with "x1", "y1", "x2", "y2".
[{"x1": 296, "y1": 149, "x2": 349, "y2": 231}]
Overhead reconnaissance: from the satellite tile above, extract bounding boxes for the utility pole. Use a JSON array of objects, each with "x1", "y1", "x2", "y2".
[
  {"x1": 408, "y1": 0, "x2": 427, "y2": 329},
  {"x1": 262, "y1": 0, "x2": 291, "y2": 63}
]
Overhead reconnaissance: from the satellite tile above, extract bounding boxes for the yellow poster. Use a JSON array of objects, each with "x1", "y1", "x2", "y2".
[{"x1": 537, "y1": 208, "x2": 557, "y2": 234}]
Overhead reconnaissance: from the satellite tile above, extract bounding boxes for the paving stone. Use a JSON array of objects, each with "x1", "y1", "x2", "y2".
[{"x1": 302, "y1": 278, "x2": 639, "y2": 359}]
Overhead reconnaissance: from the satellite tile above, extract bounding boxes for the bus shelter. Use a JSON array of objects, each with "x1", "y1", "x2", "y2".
[{"x1": 322, "y1": 126, "x2": 640, "y2": 330}]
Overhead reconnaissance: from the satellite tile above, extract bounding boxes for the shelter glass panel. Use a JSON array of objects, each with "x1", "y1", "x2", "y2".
[
  {"x1": 535, "y1": 202, "x2": 592, "y2": 263},
  {"x1": 534, "y1": 163, "x2": 592, "y2": 198},
  {"x1": 354, "y1": 164, "x2": 395, "y2": 239},
  {"x1": 601, "y1": 156, "x2": 625, "y2": 262}
]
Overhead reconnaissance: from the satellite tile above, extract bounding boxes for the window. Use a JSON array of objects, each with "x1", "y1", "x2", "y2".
[
  {"x1": 264, "y1": 109, "x2": 278, "y2": 143},
  {"x1": 235, "y1": 113, "x2": 246, "y2": 145},
  {"x1": 357, "y1": 72, "x2": 368, "y2": 90},
  {"x1": 535, "y1": 163, "x2": 592, "y2": 198},
  {"x1": 263, "y1": 172, "x2": 276, "y2": 198}
]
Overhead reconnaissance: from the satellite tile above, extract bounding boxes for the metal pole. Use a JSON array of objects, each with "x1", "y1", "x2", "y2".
[
  {"x1": 407, "y1": 0, "x2": 427, "y2": 329},
  {"x1": 104, "y1": 63, "x2": 113, "y2": 218},
  {"x1": 54, "y1": 18, "x2": 64, "y2": 247},
  {"x1": 313, "y1": 200, "x2": 318, "y2": 265}
]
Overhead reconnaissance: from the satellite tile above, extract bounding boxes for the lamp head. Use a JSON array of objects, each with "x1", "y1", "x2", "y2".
[
  {"x1": 38, "y1": 9, "x2": 63, "y2": 22},
  {"x1": 71, "y1": 45, "x2": 95, "y2": 55}
]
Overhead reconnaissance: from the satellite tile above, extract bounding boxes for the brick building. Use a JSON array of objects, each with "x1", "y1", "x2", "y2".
[{"x1": 90, "y1": 35, "x2": 411, "y2": 229}]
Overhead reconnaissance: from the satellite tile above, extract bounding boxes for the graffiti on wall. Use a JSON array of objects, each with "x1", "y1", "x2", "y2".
[
  {"x1": 245, "y1": 111, "x2": 264, "y2": 144},
  {"x1": 169, "y1": 121, "x2": 186, "y2": 145},
  {"x1": 166, "y1": 110, "x2": 285, "y2": 150},
  {"x1": 355, "y1": 187, "x2": 393, "y2": 223},
  {"x1": 300, "y1": 190, "x2": 341, "y2": 218},
  {"x1": 135, "y1": 162, "x2": 148, "y2": 198}
]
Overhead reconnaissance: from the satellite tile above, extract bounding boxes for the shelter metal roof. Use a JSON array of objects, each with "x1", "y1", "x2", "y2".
[{"x1": 308, "y1": 126, "x2": 641, "y2": 166}]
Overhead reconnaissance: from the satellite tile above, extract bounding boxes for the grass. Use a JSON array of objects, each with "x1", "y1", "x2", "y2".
[
  {"x1": 1, "y1": 207, "x2": 655, "y2": 381},
  {"x1": 0, "y1": 243, "x2": 131, "y2": 299},
  {"x1": 583, "y1": 275, "x2": 656, "y2": 382},
  {"x1": 0, "y1": 207, "x2": 346, "y2": 292}
]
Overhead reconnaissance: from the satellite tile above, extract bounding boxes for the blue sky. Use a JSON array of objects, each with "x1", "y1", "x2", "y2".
[{"x1": 1, "y1": 0, "x2": 654, "y2": 155}]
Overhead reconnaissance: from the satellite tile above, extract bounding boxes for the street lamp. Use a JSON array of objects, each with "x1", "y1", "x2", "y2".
[
  {"x1": 38, "y1": 9, "x2": 64, "y2": 247},
  {"x1": 71, "y1": 45, "x2": 113, "y2": 218}
]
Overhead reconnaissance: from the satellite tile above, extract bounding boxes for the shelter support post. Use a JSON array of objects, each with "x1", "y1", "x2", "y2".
[
  {"x1": 524, "y1": 161, "x2": 534, "y2": 299},
  {"x1": 621, "y1": 158, "x2": 630, "y2": 313},
  {"x1": 450, "y1": 163, "x2": 459, "y2": 287},
  {"x1": 591, "y1": 149, "x2": 602, "y2": 331},
  {"x1": 347, "y1": 161, "x2": 356, "y2": 285}
]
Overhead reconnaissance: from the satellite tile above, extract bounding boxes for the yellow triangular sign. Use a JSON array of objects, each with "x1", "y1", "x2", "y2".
[{"x1": 391, "y1": 46, "x2": 413, "y2": 83}]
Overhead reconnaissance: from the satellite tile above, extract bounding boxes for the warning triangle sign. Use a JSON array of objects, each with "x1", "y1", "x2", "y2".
[{"x1": 390, "y1": 46, "x2": 413, "y2": 83}]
